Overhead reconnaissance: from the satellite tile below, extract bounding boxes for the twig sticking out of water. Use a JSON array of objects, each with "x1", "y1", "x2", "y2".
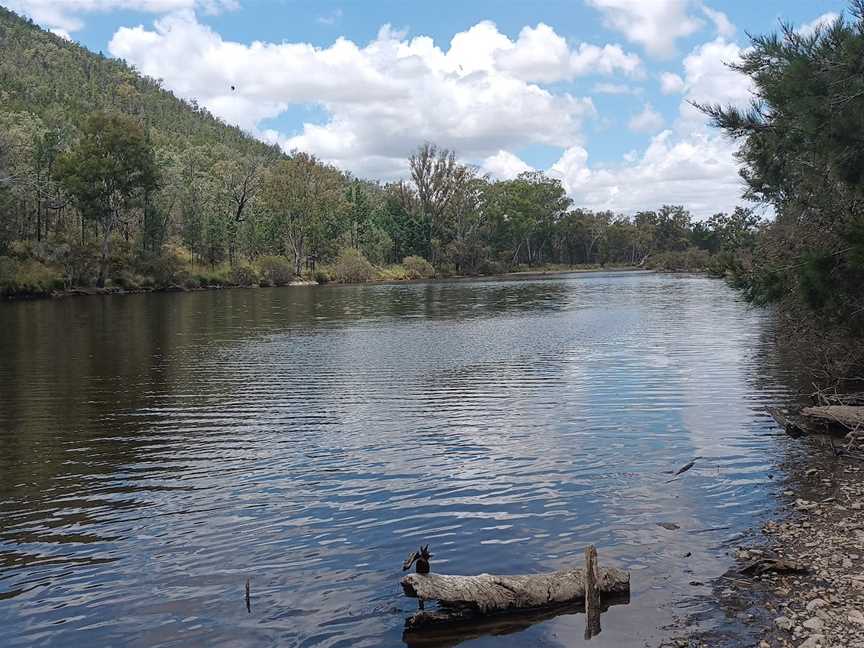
[
  {"x1": 665, "y1": 456, "x2": 702, "y2": 483},
  {"x1": 245, "y1": 578, "x2": 251, "y2": 614},
  {"x1": 584, "y1": 544, "x2": 601, "y2": 640}
]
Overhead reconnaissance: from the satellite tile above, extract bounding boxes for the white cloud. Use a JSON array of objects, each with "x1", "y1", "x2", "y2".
[
  {"x1": 585, "y1": 0, "x2": 704, "y2": 58},
  {"x1": 678, "y1": 37, "x2": 753, "y2": 121},
  {"x1": 50, "y1": 27, "x2": 73, "y2": 40},
  {"x1": 628, "y1": 103, "x2": 664, "y2": 133},
  {"x1": 481, "y1": 150, "x2": 534, "y2": 180},
  {"x1": 798, "y1": 12, "x2": 839, "y2": 37},
  {"x1": 550, "y1": 128, "x2": 744, "y2": 217},
  {"x1": 107, "y1": 13, "x2": 651, "y2": 177},
  {"x1": 5, "y1": 0, "x2": 237, "y2": 32},
  {"x1": 659, "y1": 72, "x2": 685, "y2": 94},
  {"x1": 316, "y1": 8, "x2": 343, "y2": 26},
  {"x1": 551, "y1": 35, "x2": 754, "y2": 217},
  {"x1": 592, "y1": 82, "x2": 641, "y2": 95},
  {"x1": 700, "y1": 4, "x2": 735, "y2": 38}
]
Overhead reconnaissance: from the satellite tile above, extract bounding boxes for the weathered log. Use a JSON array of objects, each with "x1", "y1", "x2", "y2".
[
  {"x1": 765, "y1": 406, "x2": 815, "y2": 437},
  {"x1": 801, "y1": 406, "x2": 864, "y2": 430},
  {"x1": 401, "y1": 565, "x2": 630, "y2": 616}
]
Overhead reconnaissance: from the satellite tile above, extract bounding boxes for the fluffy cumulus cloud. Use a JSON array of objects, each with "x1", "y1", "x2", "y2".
[
  {"x1": 659, "y1": 72, "x2": 685, "y2": 94},
  {"x1": 798, "y1": 12, "x2": 840, "y2": 37},
  {"x1": 585, "y1": 0, "x2": 735, "y2": 58},
  {"x1": 5, "y1": 0, "x2": 236, "y2": 32},
  {"x1": 481, "y1": 150, "x2": 534, "y2": 180},
  {"x1": 107, "y1": 13, "x2": 648, "y2": 177},
  {"x1": 551, "y1": 36, "x2": 754, "y2": 217},
  {"x1": 585, "y1": 0, "x2": 703, "y2": 58},
  {"x1": 628, "y1": 103, "x2": 664, "y2": 133},
  {"x1": 550, "y1": 130, "x2": 743, "y2": 216}
]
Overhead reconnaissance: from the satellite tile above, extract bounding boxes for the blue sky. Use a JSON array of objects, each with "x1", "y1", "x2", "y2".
[{"x1": 5, "y1": 0, "x2": 847, "y2": 216}]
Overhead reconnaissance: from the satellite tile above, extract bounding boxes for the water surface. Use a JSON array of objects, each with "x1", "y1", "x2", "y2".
[{"x1": 0, "y1": 272, "x2": 796, "y2": 646}]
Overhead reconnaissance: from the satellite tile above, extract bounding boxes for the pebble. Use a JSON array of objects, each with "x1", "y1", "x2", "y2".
[
  {"x1": 775, "y1": 616, "x2": 793, "y2": 631},
  {"x1": 802, "y1": 616, "x2": 823, "y2": 630},
  {"x1": 798, "y1": 635, "x2": 823, "y2": 648}
]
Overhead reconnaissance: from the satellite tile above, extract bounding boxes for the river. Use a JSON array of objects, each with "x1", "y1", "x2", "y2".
[{"x1": 0, "y1": 271, "x2": 799, "y2": 647}]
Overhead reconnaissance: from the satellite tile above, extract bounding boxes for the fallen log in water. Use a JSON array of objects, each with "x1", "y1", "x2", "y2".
[
  {"x1": 401, "y1": 560, "x2": 630, "y2": 630},
  {"x1": 801, "y1": 406, "x2": 864, "y2": 430}
]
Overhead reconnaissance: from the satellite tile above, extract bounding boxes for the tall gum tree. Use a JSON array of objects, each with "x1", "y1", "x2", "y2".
[{"x1": 55, "y1": 112, "x2": 158, "y2": 286}]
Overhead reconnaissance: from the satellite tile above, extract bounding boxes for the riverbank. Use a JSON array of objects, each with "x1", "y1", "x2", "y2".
[
  {"x1": 664, "y1": 431, "x2": 864, "y2": 648},
  {"x1": 1, "y1": 264, "x2": 643, "y2": 302}
]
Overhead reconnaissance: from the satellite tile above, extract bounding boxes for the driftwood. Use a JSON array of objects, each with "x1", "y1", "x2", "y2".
[
  {"x1": 402, "y1": 560, "x2": 630, "y2": 636},
  {"x1": 740, "y1": 557, "x2": 808, "y2": 576},
  {"x1": 765, "y1": 406, "x2": 816, "y2": 437},
  {"x1": 401, "y1": 567, "x2": 629, "y2": 614},
  {"x1": 801, "y1": 406, "x2": 864, "y2": 430}
]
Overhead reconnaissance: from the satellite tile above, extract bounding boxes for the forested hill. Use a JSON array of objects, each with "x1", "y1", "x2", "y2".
[{"x1": 0, "y1": 7, "x2": 276, "y2": 157}]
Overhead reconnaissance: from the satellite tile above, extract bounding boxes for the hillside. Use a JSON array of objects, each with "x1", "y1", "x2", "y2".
[{"x1": 0, "y1": 6, "x2": 276, "y2": 157}]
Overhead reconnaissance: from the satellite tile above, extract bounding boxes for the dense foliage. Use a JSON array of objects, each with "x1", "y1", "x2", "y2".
[
  {"x1": 701, "y1": 2, "x2": 864, "y2": 379},
  {"x1": 0, "y1": 6, "x2": 757, "y2": 298}
]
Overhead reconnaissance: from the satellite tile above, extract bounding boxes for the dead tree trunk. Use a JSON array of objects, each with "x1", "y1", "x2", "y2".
[{"x1": 401, "y1": 563, "x2": 629, "y2": 630}]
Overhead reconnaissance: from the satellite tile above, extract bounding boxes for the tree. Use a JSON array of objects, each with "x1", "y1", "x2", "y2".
[
  {"x1": 54, "y1": 112, "x2": 158, "y2": 286},
  {"x1": 700, "y1": 4, "x2": 864, "y2": 326},
  {"x1": 409, "y1": 143, "x2": 470, "y2": 261},
  {"x1": 261, "y1": 153, "x2": 346, "y2": 276}
]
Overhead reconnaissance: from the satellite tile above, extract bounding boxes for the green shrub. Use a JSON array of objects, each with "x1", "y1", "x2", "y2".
[
  {"x1": 334, "y1": 248, "x2": 375, "y2": 283},
  {"x1": 0, "y1": 256, "x2": 19, "y2": 294},
  {"x1": 314, "y1": 268, "x2": 331, "y2": 284},
  {"x1": 257, "y1": 255, "x2": 294, "y2": 286},
  {"x1": 0, "y1": 258, "x2": 65, "y2": 297},
  {"x1": 112, "y1": 270, "x2": 147, "y2": 290},
  {"x1": 402, "y1": 255, "x2": 435, "y2": 279},
  {"x1": 229, "y1": 262, "x2": 259, "y2": 286},
  {"x1": 136, "y1": 249, "x2": 190, "y2": 287},
  {"x1": 194, "y1": 266, "x2": 231, "y2": 287},
  {"x1": 378, "y1": 265, "x2": 409, "y2": 281}
]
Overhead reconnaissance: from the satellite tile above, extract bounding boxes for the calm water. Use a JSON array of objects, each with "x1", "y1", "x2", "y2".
[{"x1": 0, "y1": 272, "x2": 797, "y2": 647}]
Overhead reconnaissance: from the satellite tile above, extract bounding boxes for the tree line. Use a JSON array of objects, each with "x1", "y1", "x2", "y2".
[{"x1": 0, "y1": 112, "x2": 762, "y2": 293}]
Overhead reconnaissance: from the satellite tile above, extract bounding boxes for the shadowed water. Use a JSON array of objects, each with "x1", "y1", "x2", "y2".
[{"x1": 0, "y1": 271, "x2": 797, "y2": 646}]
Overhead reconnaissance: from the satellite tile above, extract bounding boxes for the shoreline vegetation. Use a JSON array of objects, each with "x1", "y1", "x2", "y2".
[{"x1": 1, "y1": 261, "x2": 650, "y2": 302}]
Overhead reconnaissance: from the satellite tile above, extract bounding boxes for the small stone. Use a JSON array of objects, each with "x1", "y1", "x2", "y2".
[
  {"x1": 806, "y1": 598, "x2": 827, "y2": 611},
  {"x1": 844, "y1": 558, "x2": 853, "y2": 569},
  {"x1": 802, "y1": 617, "x2": 823, "y2": 631},
  {"x1": 776, "y1": 616, "x2": 793, "y2": 631},
  {"x1": 799, "y1": 635, "x2": 824, "y2": 648},
  {"x1": 849, "y1": 609, "x2": 864, "y2": 625}
]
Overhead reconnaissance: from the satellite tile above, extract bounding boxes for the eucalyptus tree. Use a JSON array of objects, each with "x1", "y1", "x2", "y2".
[
  {"x1": 54, "y1": 112, "x2": 158, "y2": 286},
  {"x1": 261, "y1": 152, "x2": 347, "y2": 275}
]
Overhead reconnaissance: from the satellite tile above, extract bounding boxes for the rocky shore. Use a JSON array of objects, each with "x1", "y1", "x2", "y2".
[{"x1": 663, "y1": 432, "x2": 864, "y2": 648}]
